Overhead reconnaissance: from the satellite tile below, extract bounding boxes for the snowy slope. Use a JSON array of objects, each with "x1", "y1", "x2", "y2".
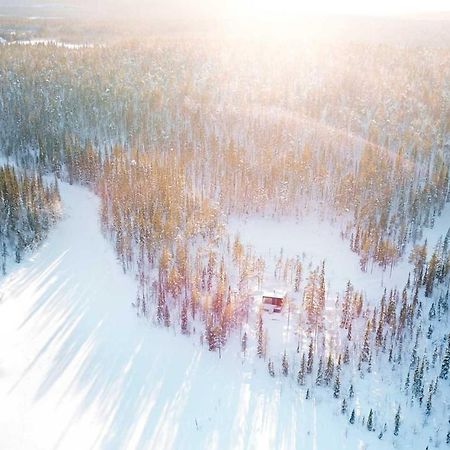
[{"x1": 0, "y1": 183, "x2": 398, "y2": 450}]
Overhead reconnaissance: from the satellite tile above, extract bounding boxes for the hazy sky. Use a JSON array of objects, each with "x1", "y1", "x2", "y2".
[
  {"x1": 3, "y1": 0, "x2": 450, "y2": 18},
  {"x1": 79, "y1": 0, "x2": 450, "y2": 14}
]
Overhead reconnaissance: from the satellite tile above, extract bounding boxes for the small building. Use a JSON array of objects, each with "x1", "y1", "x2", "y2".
[{"x1": 262, "y1": 290, "x2": 286, "y2": 313}]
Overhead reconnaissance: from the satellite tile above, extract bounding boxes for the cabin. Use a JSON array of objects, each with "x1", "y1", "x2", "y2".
[{"x1": 262, "y1": 290, "x2": 286, "y2": 313}]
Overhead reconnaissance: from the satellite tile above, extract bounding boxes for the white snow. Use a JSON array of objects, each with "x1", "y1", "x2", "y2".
[
  {"x1": 0, "y1": 183, "x2": 398, "y2": 450},
  {"x1": 228, "y1": 208, "x2": 450, "y2": 302}
]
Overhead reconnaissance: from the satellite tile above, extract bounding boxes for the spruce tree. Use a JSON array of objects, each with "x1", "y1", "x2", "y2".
[
  {"x1": 294, "y1": 259, "x2": 302, "y2": 292},
  {"x1": 268, "y1": 360, "x2": 275, "y2": 377},
  {"x1": 349, "y1": 384, "x2": 354, "y2": 399},
  {"x1": 349, "y1": 409, "x2": 355, "y2": 424},
  {"x1": 425, "y1": 392, "x2": 432, "y2": 416},
  {"x1": 394, "y1": 406, "x2": 401, "y2": 436},
  {"x1": 404, "y1": 371, "x2": 410, "y2": 392},
  {"x1": 180, "y1": 301, "x2": 188, "y2": 334},
  {"x1": 297, "y1": 354, "x2": 306, "y2": 385},
  {"x1": 206, "y1": 319, "x2": 216, "y2": 351},
  {"x1": 307, "y1": 340, "x2": 314, "y2": 374},
  {"x1": 257, "y1": 313, "x2": 264, "y2": 358},
  {"x1": 241, "y1": 332, "x2": 248, "y2": 356},
  {"x1": 163, "y1": 303, "x2": 170, "y2": 328},
  {"x1": 343, "y1": 346, "x2": 350, "y2": 364},
  {"x1": 361, "y1": 320, "x2": 371, "y2": 363},
  {"x1": 367, "y1": 409, "x2": 374, "y2": 431},
  {"x1": 440, "y1": 338, "x2": 450, "y2": 380},
  {"x1": 316, "y1": 357, "x2": 323, "y2": 386},
  {"x1": 324, "y1": 354, "x2": 334, "y2": 385},
  {"x1": 1, "y1": 242, "x2": 6, "y2": 275},
  {"x1": 282, "y1": 351, "x2": 289, "y2": 376},
  {"x1": 333, "y1": 373, "x2": 340, "y2": 398}
]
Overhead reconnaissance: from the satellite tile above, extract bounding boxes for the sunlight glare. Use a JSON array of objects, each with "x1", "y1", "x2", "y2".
[{"x1": 229, "y1": 0, "x2": 450, "y2": 19}]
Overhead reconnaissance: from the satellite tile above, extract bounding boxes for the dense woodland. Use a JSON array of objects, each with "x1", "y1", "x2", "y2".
[
  {"x1": 0, "y1": 34, "x2": 450, "y2": 445},
  {"x1": 1, "y1": 41, "x2": 449, "y2": 270},
  {"x1": 0, "y1": 165, "x2": 61, "y2": 274}
]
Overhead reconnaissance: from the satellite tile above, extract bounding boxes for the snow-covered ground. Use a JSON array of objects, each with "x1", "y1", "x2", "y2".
[
  {"x1": 228, "y1": 208, "x2": 450, "y2": 302},
  {"x1": 0, "y1": 183, "x2": 399, "y2": 450}
]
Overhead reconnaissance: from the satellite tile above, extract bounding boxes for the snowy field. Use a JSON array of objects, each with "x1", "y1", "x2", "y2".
[
  {"x1": 0, "y1": 183, "x2": 405, "y2": 450},
  {"x1": 228, "y1": 208, "x2": 450, "y2": 302}
]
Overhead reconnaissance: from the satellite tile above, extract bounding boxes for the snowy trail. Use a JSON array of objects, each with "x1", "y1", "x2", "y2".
[{"x1": 0, "y1": 183, "x2": 391, "y2": 450}]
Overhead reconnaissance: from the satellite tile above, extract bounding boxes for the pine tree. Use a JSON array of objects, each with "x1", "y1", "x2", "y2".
[
  {"x1": 304, "y1": 268, "x2": 318, "y2": 325},
  {"x1": 341, "y1": 281, "x2": 352, "y2": 328},
  {"x1": 354, "y1": 293, "x2": 363, "y2": 317},
  {"x1": 1, "y1": 242, "x2": 7, "y2": 275},
  {"x1": 333, "y1": 373, "x2": 340, "y2": 398},
  {"x1": 409, "y1": 243, "x2": 427, "y2": 283},
  {"x1": 399, "y1": 288, "x2": 408, "y2": 333},
  {"x1": 241, "y1": 332, "x2": 248, "y2": 356},
  {"x1": 157, "y1": 288, "x2": 165, "y2": 324},
  {"x1": 316, "y1": 261, "x2": 326, "y2": 328},
  {"x1": 15, "y1": 242, "x2": 22, "y2": 264},
  {"x1": 206, "y1": 319, "x2": 217, "y2": 351},
  {"x1": 413, "y1": 359, "x2": 425, "y2": 399},
  {"x1": 425, "y1": 391, "x2": 432, "y2": 416},
  {"x1": 294, "y1": 259, "x2": 302, "y2": 292},
  {"x1": 376, "y1": 319, "x2": 383, "y2": 347},
  {"x1": 268, "y1": 359, "x2": 275, "y2": 377},
  {"x1": 282, "y1": 351, "x2": 289, "y2": 376},
  {"x1": 349, "y1": 409, "x2": 355, "y2": 424},
  {"x1": 257, "y1": 313, "x2": 264, "y2": 359},
  {"x1": 206, "y1": 250, "x2": 216, "y2": 292},
  {"x1": 367, "y1": 409, "x2": 374, "y2": 431},
  {"x1": 425, "y1": 250, "x2": 439, "y2": 297},
  {"x1": 307, "y1": 340, "x2": 314, "y2": 374},
  {"x1": 316, "y1": 357, "x2": 323, "y2": 386},
  {"x1": 324, "y1": 354, "x2": 334, "y2": 385},
  {"x1": 180, "y1": 300, "x2": 188, "y2": 334},
  {"x1": 404, "y1": 371, "x2": 410, "y2": 393},
  {"x1": 341, "y1": 398, "x2": 347, "y2": 414},
  {"x1": 361, "y1": 320, "x2": 371, "y2": 363},
  {"x1": 297, "y1": 354, "x2": 305, "y2": 385},
  {"x1": 394, "y1": 406, "x2": 401, "y2": 436},
  {"x1": 163, "y1": 303, "x2": 170, "y2": 328},
  {"x1": 343, "y1": 346, "x2": 350, "y2": 364},
  {"x1": 429, "y1": 303, "x2": 436, "y2": 320},
  {"x1": 440, "y1": 337, "x2": 450, "y2": 380}
]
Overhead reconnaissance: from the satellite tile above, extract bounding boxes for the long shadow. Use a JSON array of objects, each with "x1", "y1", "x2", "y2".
[
  {"x1": 1, "y1": 183, "x2": 304, "y2": 450},
  {"x1": 4, "y1": 253, "x2": 289, "y2": 450}
]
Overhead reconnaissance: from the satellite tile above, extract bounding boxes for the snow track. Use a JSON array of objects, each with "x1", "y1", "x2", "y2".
[{"x1": 0, "y1": 183, "x2": 392, "y2": 450}]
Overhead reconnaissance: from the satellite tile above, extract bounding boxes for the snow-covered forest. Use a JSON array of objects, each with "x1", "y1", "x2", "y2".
[
  {"x1": 0, "y1": 165, "x2": 61, "y2": 273},
  {"x1": 0, "y1": 11, "x2": 449, "y2": 450}
]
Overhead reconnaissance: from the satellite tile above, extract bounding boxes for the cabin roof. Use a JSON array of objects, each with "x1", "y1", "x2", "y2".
[{"x1": 262, "y1": 290, "x2": 287, "y2": 299}]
